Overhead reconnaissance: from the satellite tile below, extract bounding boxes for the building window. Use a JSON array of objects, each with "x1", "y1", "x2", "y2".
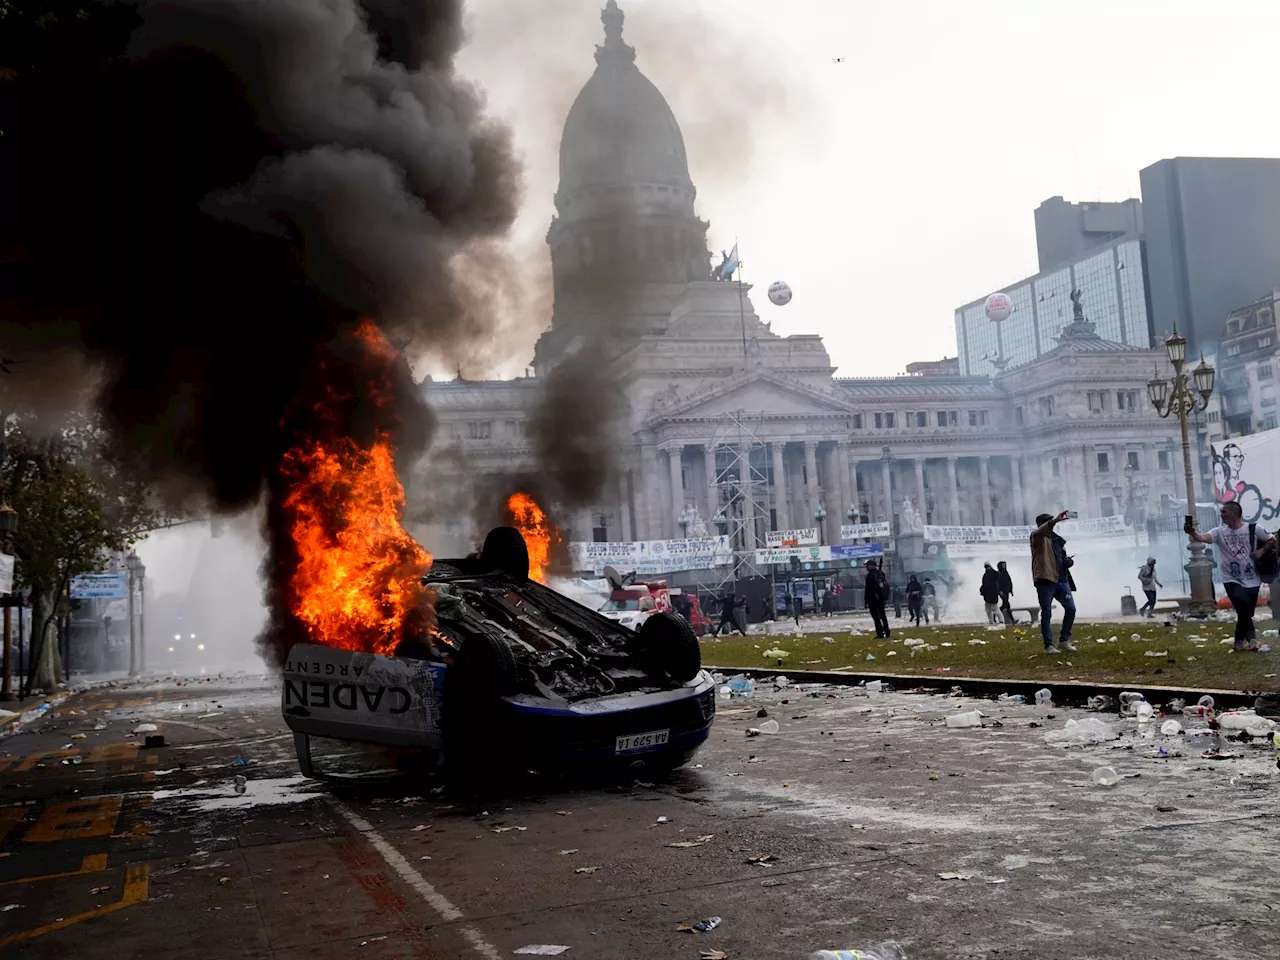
[
  {"x1": 1158, "y1": 450, "x2": 1171, "y2": 470},
  {"x1": 681, "y1": 468, "x2": 688, "y2": 490},
  {"x1": 853, "y1": 413, "x2": 863, "y2": 429},
  {"x1": 593, "y1": 526, "x2": 607, "y2": 543},
  {"x1": 466, "y1": 421, "x2": 492, "y2": 440},
  {"x1": 1117, "y1": 390, "x2": 1138, "y2": 411},
  {"x1": 1268, "y1": 414, "x2": 1279, "y2": 431},
  {"x1": 1051, "y1": 457, "x2": 1060, "y2": 477},
  {"x1": 1100, "y1": 496, "x2": 1115, "y2": 517},
  {"x1": 1088, "y1": 391, "x2": 1103, "y2": 413},
  {"x1": 915, "y1": 411, "x2": 927, "y2": 427},
  {"x1": 967, "y1": 409, "x2": 989, "y2": 427},
  {"x1": 1097, "y1": 452, "x2": 1110, "y2": 472},
  {"x1": 874, "y1": 413, "x2": 883, "y2": 429},
  {"x1": 1263, "y1": 385, "x2": 1276, "y2": 408},
  {"x1": 884, "y1": 412, "x2": 896, "y2": 428},
  {"x1": 1260, "y1": 363, "x2": 1274, "y2": 381},
  {"x1": 1227, "y1": 345, "x2": 1241, "y2": 357},
  {"x1": 1015, "y1": 406, "x2": 1024, "y2": 425},
  {"x1": 1261, "y1": 335, "x2": 1273, "y2": 349},
  {"x1": 1207, "y1": 410, "x2": 1220, "y2": 423},
  {"x1": 1127, "y1": 451, "x2": 1140, "y2": 471},
  {"x1": 936, "y1": 411, "x2": 947, "y2": 428},
  {"x1": 1039, "y1": 396, "x2": 1055, "y2": 417}
]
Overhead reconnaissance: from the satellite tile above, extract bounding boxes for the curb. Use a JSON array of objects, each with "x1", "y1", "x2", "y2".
[{"x1": 705, "y1": 665, "x2": 1271, "y2": 711}]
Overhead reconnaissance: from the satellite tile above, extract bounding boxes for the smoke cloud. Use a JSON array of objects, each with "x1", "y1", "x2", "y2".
[{"x1": 6, "y1": 0, "x2": 520, "y2": 663}]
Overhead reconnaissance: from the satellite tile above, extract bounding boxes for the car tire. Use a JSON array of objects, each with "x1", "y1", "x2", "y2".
[
  {"x1": 635, "y1": 611, "x2": 701, "y2": 683},
  {"x1": 443, "y1": 634, "x2": 519, "y2": 796},
  {"x1": 481, "y1": 525, "x2": 530, "y2": 580}
]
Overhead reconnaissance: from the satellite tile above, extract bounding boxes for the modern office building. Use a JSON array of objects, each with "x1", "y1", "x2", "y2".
[
  {"x1": 1141, "y1": 157, "x2": 1280, "y2": 357},
  {"x1": 1034, "y1": 196, "x2": 1144, "y2": 273},
  {"x1": 1214, "y1": 289, "x2": 1280, "y2": 437},
  {"x1": 955, "y1": 231, "x2": 1151, "y2": 376}
]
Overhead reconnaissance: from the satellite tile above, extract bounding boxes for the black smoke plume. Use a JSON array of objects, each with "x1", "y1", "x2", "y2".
[{"x1": 2, "y1": 0, "x2": 519, "y2": 664}]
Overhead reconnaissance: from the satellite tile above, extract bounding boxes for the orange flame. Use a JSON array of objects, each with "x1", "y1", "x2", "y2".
[{"x1": 506, "y1": 492, "x2": 560, "y2": 583}]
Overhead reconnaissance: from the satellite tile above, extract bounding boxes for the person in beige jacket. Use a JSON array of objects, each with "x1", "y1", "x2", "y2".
[{"x1": 1030, "y1": 510, "x2": 1077, "y2": 654}]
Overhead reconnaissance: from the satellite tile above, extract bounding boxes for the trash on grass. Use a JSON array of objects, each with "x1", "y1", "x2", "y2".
[
  {"x1": 514, "y1": 947, "x2": 572, "y2": 956},
  {"x1": 762, "y1": 649, "x2": 790, "y2": 660}
]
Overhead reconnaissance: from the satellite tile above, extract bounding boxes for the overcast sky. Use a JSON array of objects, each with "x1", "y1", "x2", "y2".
[{"x1": 451, "y1": 0, "x2": 1280, "y2": 379}]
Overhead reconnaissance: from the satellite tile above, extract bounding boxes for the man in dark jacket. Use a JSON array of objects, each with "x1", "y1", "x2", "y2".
[
  {"x1": 996, "y1": 560, "x2": 1015, "y2": 624},
  {"x1": 864, "y1": 560, "x2": 890, "y2": 638},
  {"x1": 980, "y1": 562, "x2": 1001, "y2": 624},
  {"x1": 1030, "y1": 510, "x2": 1077, "y2": 653},
  {"x1": 906, "y1": 574, "x2": 925, "y2": 625}
]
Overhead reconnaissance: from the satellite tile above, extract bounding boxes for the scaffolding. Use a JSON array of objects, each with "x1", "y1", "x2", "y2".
[{"x1": 698, "y1": 408, "x2": 772, "y2": 593}]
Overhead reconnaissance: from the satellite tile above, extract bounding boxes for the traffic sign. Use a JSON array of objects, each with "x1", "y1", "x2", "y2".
[{"x1": 70, "y1": 573, "x2": 129, "y2": 600}]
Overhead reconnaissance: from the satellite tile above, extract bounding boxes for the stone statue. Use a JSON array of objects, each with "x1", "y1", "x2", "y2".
[
  {"x1": 900, "y1": 496, "x2": 923, "y2": 534},
  {"x1": 1070, "y1": 288, "x2": 1084, "y2": 321}
]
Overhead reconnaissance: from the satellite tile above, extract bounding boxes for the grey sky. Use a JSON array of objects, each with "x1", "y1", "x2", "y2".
[{"x1": 450, "y1": 0, "x2": 1280, "y2": 379}]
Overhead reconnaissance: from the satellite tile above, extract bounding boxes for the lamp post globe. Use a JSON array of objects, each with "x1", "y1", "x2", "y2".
[{"x1": 1165, "y1": 329, "x2": 1187, "y2": 366}]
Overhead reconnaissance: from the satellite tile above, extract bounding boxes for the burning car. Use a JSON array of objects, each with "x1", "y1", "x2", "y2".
[{"x1": 282, "y1": 527, "x2": 715, "y2": 789}]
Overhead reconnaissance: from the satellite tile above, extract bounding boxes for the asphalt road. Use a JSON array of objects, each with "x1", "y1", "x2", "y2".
[{"x1": 2, "y1": 673, "x2": 1278, "y2": 960}]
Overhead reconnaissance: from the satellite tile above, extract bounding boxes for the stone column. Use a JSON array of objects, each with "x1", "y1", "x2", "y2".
[
  {"x1": 803, "y1": 441, "x2": 819, "y2": 530},
  {"x1": 619, "y1": 470, "x2": 633, "y2": 541},
  {"x1": 575, "y1": 508, "x2": 594, "y2": 543},
  {"x1": 880, "y1": 458, "x2": 893, "y2": 524},
  {"x1": 1011, "y1": 456, "x2": 1025, "y2": 525},
  {"x1": 836, "y1": 441, "x2": 852, "y2": 536},
  {"x1": 770, "y1": 442, "x2": 786, "y2": 531},
  {"x1": 1080, "y1": 444, "x2": 1094, "y2": 518},
  {"x1": 946, "y1": 457, "x2": 960, "y2": 523},
  {"x1": 979, "y1": 456, "x2": 992, "y2": 525},
  {"x1": 667, "y1": 444, "x2": 685, "y2": 538},
  {"x1": 914, "y1": 458, "x2": 927, "y2": 523},
  {"x1": 634, "y1": 446, "x2": 656, "y2": 539},
  {"x1": 704, "y1": 444, "x2": 718, "y2": 525}
]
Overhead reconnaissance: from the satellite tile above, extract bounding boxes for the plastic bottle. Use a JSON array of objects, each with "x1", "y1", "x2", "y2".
[
  {"x1": 1119, "y1": 692, "x2": 1146, "y2": 717},
  {"x1": 1086, "y1": 695, "x2": 1114, "y2": 712},
  {"x1": 1035, "y1": 688, "x2": 1052, "y2": 706},
  {"x1": 756, "y1": 719, "x2": 779, "y2": 734},
  {"x1": 233, "y1": 775, "x2": 247, "y2": 795},
  {"x1": 809, "y1": 942, "x2": 907, "y2": 960},
  {"x1": 864, "y1": 681, "x2": 884, "y2": 694},
  {"x1": 1135, "y1": 702, "x2": 1155, "y2": 723}
]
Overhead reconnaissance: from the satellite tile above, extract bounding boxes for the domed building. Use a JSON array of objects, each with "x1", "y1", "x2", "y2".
[{"x1": 421, "y1": 2, "x2": 1181, "y2": 600}]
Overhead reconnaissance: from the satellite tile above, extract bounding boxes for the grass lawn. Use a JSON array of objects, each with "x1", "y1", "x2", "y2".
[{"x1": 702, "y1": 619, "x2": 1280, "y2": 692}]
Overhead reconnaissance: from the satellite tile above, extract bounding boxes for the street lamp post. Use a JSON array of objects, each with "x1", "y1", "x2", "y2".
[
  {"x1": 125, "y1": 552, "x2": 142, "y2": 678},
  {"x1": 814, "y1": 505, "x2": 827, "y2": 546},
  {"x1": 1148, "y1": 330, "x2": 1216, "y2": 616},
  {"x1": 0, "y1": 499, "x2": 17, "y2": 701}
]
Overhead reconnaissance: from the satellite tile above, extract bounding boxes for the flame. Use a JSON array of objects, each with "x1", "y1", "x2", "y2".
[
  {"x1": 279, "y1": 319, "x2": 433, "y2": 656},
  {"x1": 506, "y1": 492, "x2": 560, "y2": 583}
]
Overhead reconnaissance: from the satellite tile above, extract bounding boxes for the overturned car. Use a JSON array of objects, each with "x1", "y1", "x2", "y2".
[{"x1": 282, "y1": 527, "x2": 715, "y2": 786}]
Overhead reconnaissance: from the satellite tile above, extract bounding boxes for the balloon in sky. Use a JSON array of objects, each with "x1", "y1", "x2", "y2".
[{"x1": 767, "y1": 281, "x2": 793, "y2": 306}]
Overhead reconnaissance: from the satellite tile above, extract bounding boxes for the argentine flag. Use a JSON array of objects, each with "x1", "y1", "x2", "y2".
[{"x1": 719, "y1": 243, "x2": 740, "y2": 281}]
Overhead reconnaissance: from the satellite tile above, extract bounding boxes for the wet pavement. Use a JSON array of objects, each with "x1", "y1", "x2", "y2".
[{"x1": 1, "y1": 674, "x2": 1278, "y2": 959}]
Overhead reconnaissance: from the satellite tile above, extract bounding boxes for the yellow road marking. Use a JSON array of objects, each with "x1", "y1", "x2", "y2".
[
  {"x1": 0, "y1": 864, "x2": 148, "y2": 948},
  {"x1": 0, "y1": 853, "x2": 108, "y2": 887},
  {"x1": 24, "y1": 796, "x2": 123, "y2": 843},
  {"x1": 0, "y1": 806, "x2": 26, "y2": 842}
]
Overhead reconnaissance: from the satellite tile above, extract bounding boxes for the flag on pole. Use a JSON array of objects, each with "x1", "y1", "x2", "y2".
[{"x1": 718, "y1": 243, "x2": 740, "y2": 281}]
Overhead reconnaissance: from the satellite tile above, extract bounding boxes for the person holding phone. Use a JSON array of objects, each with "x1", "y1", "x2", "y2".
[
  {"x1": 1030, "y1": 510, "x2": 1077, "y2": 654},
  {"x1": 1187, "y1": 502, "x2": 1274, "y2": 651}
]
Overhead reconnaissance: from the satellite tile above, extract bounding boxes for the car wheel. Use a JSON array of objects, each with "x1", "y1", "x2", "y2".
[
  {"x1": 635, "y1": 611, "x2": 701, "y2": 683},
  {"x1": 480, "y1": 525, "x2": 530, "y2": 580},
  {"x1": 443, "y1": 634, "x2": 519, "y2": 796}
]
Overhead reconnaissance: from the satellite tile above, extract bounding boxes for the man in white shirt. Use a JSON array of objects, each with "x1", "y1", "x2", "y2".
[{"x1": 1188, "y1": 502, "x2": 1275, "y2": 651}]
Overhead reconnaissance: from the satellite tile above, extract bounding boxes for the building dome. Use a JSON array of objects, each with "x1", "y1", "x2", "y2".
[{"x1": 557, "y1": 2, "x2": 693, "y2": 204}]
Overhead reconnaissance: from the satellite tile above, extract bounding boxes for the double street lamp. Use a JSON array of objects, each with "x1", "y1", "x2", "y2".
[
  {"x1": 0, "y1": 499, "x2": 17, "y2": 701},
  {"x1": 125, "y1": 552, "x2": 146, "y2": 678},
  {"x1": 1147, "y1": 329, "x2": 1216, "y2": 615},
  {"x1": 813, "y1": 505, "x2": 827, "y2": 545}
]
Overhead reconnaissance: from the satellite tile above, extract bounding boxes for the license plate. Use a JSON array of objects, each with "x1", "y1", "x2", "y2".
[{"x1": 615, "y1": 729, "x2": 670, "y2": 754}]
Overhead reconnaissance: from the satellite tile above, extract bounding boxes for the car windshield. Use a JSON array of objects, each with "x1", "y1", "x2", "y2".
[{"x1": 600, "y1": 598, "x2": 640, "y2": 612}]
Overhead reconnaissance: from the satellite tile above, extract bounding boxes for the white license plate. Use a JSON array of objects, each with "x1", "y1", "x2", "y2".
[{"x1": 615, "y1": 729, "x2": 670, "y2": 754}]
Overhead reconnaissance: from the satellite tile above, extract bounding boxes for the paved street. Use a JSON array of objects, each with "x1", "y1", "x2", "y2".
[{"x1": 2, "y1": 674, "x2": 1277, "y2": 960}]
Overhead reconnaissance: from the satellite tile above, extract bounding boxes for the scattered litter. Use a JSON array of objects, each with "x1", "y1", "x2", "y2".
[
  {"x1": 574, "y1": 866, "x2": 599, "y2": 874},
  {"x1": 1143, "y1": 650, "x2": 1169, "y2": 657},
  {"x1": 1035, "y1": 688, "x2": 1052, "y2": 706},
  {"x1": 1161, "y1": 720, "x2": 1184, "y2": 736},
  {"x1": 420, "y1": 855, "x2": 432, "y2": 861},
  {"x1": 762, "y1": 649, "x2": 790, "y2": 660},
  {"x1": 747, "y1": 720, "x2": 779, "y2": 736},
  {"x1": 865, "y1": 654, "x2": 876, "y2": 661},
  {"x1": 656, "y1": 816, "x2": 671, "y2": 824},
  {"x1": 700, "y1": 952, "x2": 729, "y2": 960},
  {"x1": 1131, "y1": 633, "x2": 1142, "y2": 641},
  {"x1": 89, "y1": 885, "x2": 110, "y2": 895},
  {"x1": 1135, "y1": 702, "x2": 1155, "y2": 723},
  {"x1": 987, "y1": 878, "x2": 1008, "y2": 884},
  {"x1": 726, "y1": 677, "x2": 754, "y2": 695},
  {"x1": 1218, "y1": 711, "x2": 1278, "y2": 736},
  {"x1": 677, "y1": 917, "x2": 723, "y2": 934},
  {"x1": 132, "y1": 723, "x2": 158, "y2": 734},
  {"x1": 361, "y1": 936, "x2": 388, "y2": 945},
  {"x1": 1044, "y1": 718, "x2": 1118, "y2": 746},
  {"x1": 218, "y1": 876, "x2": 231, "y2": 885},
  {"x1": 1092, "y1": 766, "x2": 1119, "y2": 786},
  {"x1": 1157, "y1": 806, "x2": 1178, "y2": 813},
  {"x1": 937, "y1": 872, "x2": 973, "y2": 880},
  {"x1": 514, "y1": 947, "x2": 571, "y2": 956},
  {"x1": 559, "y1": 849, "x2": 578, "y2": 855},
  {"x1": 665, "y1": 835, "x2": 715, "y2": 848},
  {"x1": 744, "y1": 855, "x2": 777, "y2": 865},
  {"x1": 70, "y1": 733, "x2": 86, "y2": 740},
  {"x1": 233, "y1": 775, "x2": 247, "y2": 795},
  {"x1": 231, "y1": 757, "x2": 250, "y2": 767},
  {"x1": 945, "y1": 710, "x2": 983, "y2": 729},
  {"x1": 0, "y1": 904, "x2": 20, "y2": 912},
  {"x1": 411, "y1": 824, "x2": 430, "y2": 832}
]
